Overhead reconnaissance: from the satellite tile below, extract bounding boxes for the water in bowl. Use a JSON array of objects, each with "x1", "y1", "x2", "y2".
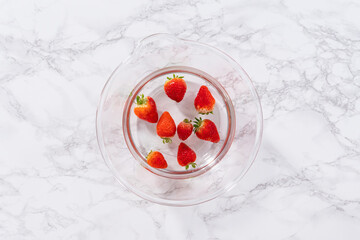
[{"x1": 125, "y1": 67, "x2": 233, "y2": 175}]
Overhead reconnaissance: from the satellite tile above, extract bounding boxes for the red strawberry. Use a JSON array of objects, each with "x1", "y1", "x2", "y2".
[
  {"x1": 177, "y1": 119, "x2": 193, "y2": 141},
  {"x1": 193, "y1": 117, "x2": 220, "y2": 143},
  {"x1": 156, "y1": 111, "x2": 176, "y2": 143},
  {"x1": 134, "y1": 94, "x2": 158, "y2": 123},
  {"x1": 164, "y1": 74, "x2": 187, "y2": 102},
  {"x1": 177, "y1": 143, "x2": 197, "y2": 170},
  {"x1": 194, "y1": 85, "x2": 215, "y2": 114},
  {"x1": 146, "y1": 151, "x2": 167, "y2": 168}
]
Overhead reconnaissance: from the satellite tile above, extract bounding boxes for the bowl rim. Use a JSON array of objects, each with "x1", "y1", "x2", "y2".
[{"x1": 96, "y1": 33, "x2": 263, "y2": 206}]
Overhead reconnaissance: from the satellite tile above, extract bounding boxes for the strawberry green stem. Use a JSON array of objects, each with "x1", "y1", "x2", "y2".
[
  {"x1": 185, "y1": 162, "x2": 197, "y2": 170},
  {"x1": 162, "y1": 138, "x2": 172, "y2": 144},
  {"x1": 199, "y1": 111, "x2": 213, "y2": 115},
  {"x1": 146, "y1": 150, "x2": 153, "y2": 159},
  {"x1": 183, "y1": 118, "x2": 191, "y2": 123},
  {"x1": 135, "y1": 94, "x2": 147, "y2": 105},
  {"x1": 193, "y1": 117, "x2": 203, "y2": 133},
  {"x1": 166, "y1": 74, "x2": 184, "y2": 80}
]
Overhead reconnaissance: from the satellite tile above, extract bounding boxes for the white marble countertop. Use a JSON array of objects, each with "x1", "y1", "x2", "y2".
[{"x1": 1, "y1": 0, "x2": 360, "y2": 239}]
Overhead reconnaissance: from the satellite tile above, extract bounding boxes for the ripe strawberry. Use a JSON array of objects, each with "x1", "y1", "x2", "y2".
[
  {"x1": 146, "y1": 151, "x2": 168, "y2": 168},
  {"x1": 156, "y1": 111, "x2": 176, "y2": 143},
  {"x1": 194, "y1": 85, "x2": 215, "y2": 114},
  {"x1": 177, "y1": 142, "x2": 197, "y2": 170},
  {"x1": 164, "y1": 74, "x2": 187, "y2": 102},
  {"x1": 193, "y1": 117, "x2": 220, "y2": 143},
  {"x1": 177, "y1": 119, "x2": 193, "y2": 141},
  {"x1": 133, "y1": 94, "x2": 158, "y2": 123}
]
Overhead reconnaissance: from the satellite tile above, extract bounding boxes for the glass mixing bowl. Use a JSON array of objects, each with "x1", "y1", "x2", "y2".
[{"x1": 96, "y1": 33, "x2": 263, "y2": 206}]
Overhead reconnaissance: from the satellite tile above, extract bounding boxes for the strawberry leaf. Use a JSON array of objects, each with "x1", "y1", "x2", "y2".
[
  {"x1": 193, "y1": 117, "x2": 202, "y2": 132},
  {"x1": 167, "y1": 74, "x2": 185, "y2": 80},
  {"x1": 162, "y1": 138, "x2": 172, "y2": 144},
  {"x1": 185, "y1": 162, "x2": 197, "y2": 170},
  {"x1": 146, "y1": 150, "x2": 153, "y2": 159},
  {"x1": 199, "y1": 111, "x2": 213, "y2": 115},
  {"x1": 135, "y1": 94, "x2": 147, "y2": 105}
]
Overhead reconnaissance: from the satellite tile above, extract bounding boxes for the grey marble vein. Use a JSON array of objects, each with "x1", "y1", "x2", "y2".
[{"x1": 0, "y1": 0, "x2": 360, "y2": 239}]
